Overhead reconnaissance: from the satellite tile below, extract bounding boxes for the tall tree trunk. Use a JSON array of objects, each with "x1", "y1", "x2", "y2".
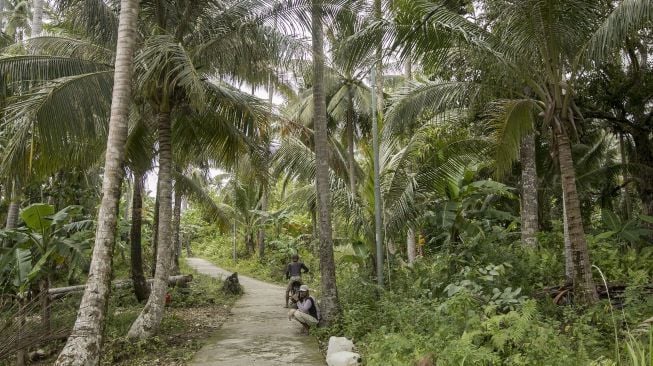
[
  {"x1": 373, "y1": 0, "x2": 385, "y2": 288},
  {"x1": 185, "y1": 235, "x2": 192, "y2": 256},
  {"x1": 55, "y1": 0, "x2": 139, "y2": 363},
  {"x1": 346, "y1": 98, "x2": 356, "y2": 195},
  {"x1": 151, "y1": 194, "x2": 159, "y2": 277},
  {"x1": 404, "y1": 53, "x2": 415, "y2": 267},
  {"x1": 406, "y1": 228, "x2": 416, "y2": 265},
  {"x1": 130, "y1": 172, "x2": 149, "y2": 302},
  {"x1": 520, "y1": 133, "x2": 539, "y2": 247},
  {"x1": 373, "y1": 0, "x2": 384, "y2": 118},
  {"x1": 128, "y1": 111, "x2": 174, "y2": 339},
  {"x1": 124, "y1": 178, "x2": 132, "y2": 223},
  {"x1": 555, "y1": 126, "x2": 598, "y2": 304},
  {"x1": 619, "y1": 134, "x2": 632, "y2": 220},
  {"x1": 31, "y1": 0, "x2": 44, "y2": 36},
  {"x1": 562, "y1": 192, "x2": 573, "y2": 283},
  {"x1": 40, "y1": 275, "x2": 51, "y2": 332},
  {"x1": 171, "y1": 188, "x2": 182, "y2": 275},
  {"x1": 311, "y1": 0, "x2": 339, "y2": 324},
  {"x1": 257, "y1": 189, "x2": 267, "y2": 258},
  {"x1": 257, "y1": 78, "x2": 274, "y2": 260},
  {"x1": 632, "y1": 133, "x2": 653, "y2": 220},
  {"x1": 244, "y1": 233, "x2": 254, "y2": 254},
  {"x1": 5, "y1": 180, "x2": 20, "y2": 231}
]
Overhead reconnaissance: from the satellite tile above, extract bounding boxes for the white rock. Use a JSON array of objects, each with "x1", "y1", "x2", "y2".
[
  {"x1": 326, "y1": 351, "x2": 362, "y2": 366},
  {"x1": 327, "y1": 336, "x2": 355, "y2": 356}
]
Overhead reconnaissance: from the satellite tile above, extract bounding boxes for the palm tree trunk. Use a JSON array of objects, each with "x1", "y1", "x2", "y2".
[
  {"x1": 124, "y1": 178, "x2": 132, "y2": 222},
  {"x1": 171, "y1": 188, "x2": 182, "y2": 275},
  {"x1": 245, "y1": 232, "x2": 255, "y2": 254},
  {"x1": 31, "y1": 0, "x2": 44, "y2": 36},
  {"x1": 55, "y1": 0, "x2": 139, "y2": 363},
  {"x1": 520, "y1": 133, "x2": 538, "y2": 247},
  {"x1": 257, "y1": 78, "x2": 274, "y2": 259},
  {"x1": 373, "y1": 0, "x2": 385, "y2": 288},
  {"x1": 312, "y1": 0, "x2": 339, "y2": 324},
  {"x1": 185, "y1": 235, "x2": 192, "y2": 256},
  {"x1": 555, "y1": 126, "x2": 598, "y2": 304},
  {"x1": 151, "y1": 194, "x2": 159, "y2": 277},
  {"x1": 373, "y1": 0, "x2": 384, "y2": 117},
  {"x1": 128, "y1": 110, "x2": 174, "y2": 339},
  {"x1": 5, "y1": 180, "x2": 20, "y2": 231},
  {"x1": 562, "y1": 192, "x2": 573, "y2": 283},
  {"x1": 130, "y1": 172, "x2": 149, "y2": 302},
  {"x1": 257, "y1": 189, "x2": 267, "y2": 258},
  {"x1": 632, "y1": 133, "x2": 653, "y2": 238},
  {"x1": 407, "y1": 228, "x2": 416, "y2": 265},
  {"x1": 40, "y1": 275, "x2": 51, "y2": 332},
  {"x1": 346, "y1": 101, "x2": 356, "y2": 195},
  {"x1": 618, "y1": 134, "x2": 632, "y2": 220}
]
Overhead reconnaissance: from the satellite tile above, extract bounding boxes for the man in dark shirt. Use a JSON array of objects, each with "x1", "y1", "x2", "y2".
[{"x1": 285, "y1": 254, "x2": 309, "y2": 307}]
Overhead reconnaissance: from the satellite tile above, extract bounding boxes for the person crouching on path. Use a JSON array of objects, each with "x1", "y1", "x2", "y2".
[
  {"x1": 288, "y1": 285, "x2": 319, "y2": 335},
  {"x1": 285, "y1": 253, "x2": 309, "y2": 308}
]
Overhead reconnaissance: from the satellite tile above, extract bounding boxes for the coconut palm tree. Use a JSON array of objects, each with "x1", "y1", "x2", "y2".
[
  {"x1": 310, "y1": 0, "x2": 339, "y2": 324},
  {"x1": 125, "y1": 0, "x2": 289, "y2": 337},
  {"x1": 54, "y1": 0, "x2": 140, "y2": 363},
  {"x1": 387, "y1": 0, "x2": 653, "y2": 304}
]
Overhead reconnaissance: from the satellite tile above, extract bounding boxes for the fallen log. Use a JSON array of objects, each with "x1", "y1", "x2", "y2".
[{"x1": 48, "y1": 274, "x2": 193, "y2": 297}]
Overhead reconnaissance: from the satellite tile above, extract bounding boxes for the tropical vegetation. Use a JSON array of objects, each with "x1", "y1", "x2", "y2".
[{"x1": 0, "y1": 0, "x2": 651, "y2": 365}]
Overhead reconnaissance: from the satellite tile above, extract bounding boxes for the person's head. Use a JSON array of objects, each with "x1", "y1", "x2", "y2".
[
  {"x1": 291, "y1": 254, "x2": 299, "y2": 262},
  {"x1": 299, "y1": 284, "x2": 309, "y2": 299}
]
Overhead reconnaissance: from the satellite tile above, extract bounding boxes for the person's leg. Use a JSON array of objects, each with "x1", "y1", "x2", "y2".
[
  {"x1": 291, "y1": 311, "x2": 318, "y2": 335},
  {"x1": 285, "y1": 281, "x2": 293, "y2": 307}
]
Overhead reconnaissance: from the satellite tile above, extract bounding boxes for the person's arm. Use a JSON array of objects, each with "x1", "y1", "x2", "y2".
[
  {"x1": 285, "y1": 264, "x2": 290, "y2": 279},
  {"x1": 301, "y1": 263, "x2": 309, "y2": 274},
  {"x1": 296, "y1": 298, "x2": 312, "y2": 314}
]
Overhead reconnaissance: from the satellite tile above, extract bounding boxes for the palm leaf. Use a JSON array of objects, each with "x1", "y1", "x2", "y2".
[
  {"x1": 484, "y1": 99, "x2": 538, "y2": 177},
  {"x1": 585, "y1": 0, "x2": 653, "y2": 62}
]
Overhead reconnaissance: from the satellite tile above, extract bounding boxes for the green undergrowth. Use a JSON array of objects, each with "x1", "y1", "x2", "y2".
[
  {"x1": 23, "y1": 261, "x2": 239, "y2": 365},
  {"x1": 191, "y1": 229, "x2": 653, "y2": 365},
  {"x1": 323, "y1": 234, "x2": 653, "y2": 366}
]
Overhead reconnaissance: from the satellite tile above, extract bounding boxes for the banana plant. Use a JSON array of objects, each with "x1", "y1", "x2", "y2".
[
  {"x1": 0, "y1": 203, "x2": 93, "y2": 294},
  {"x1": 424, "y1": 177, "x2": 518, "y2": 249},
  {"x1": 593, "y1": 210, "x2": 653, "y2": 249}
]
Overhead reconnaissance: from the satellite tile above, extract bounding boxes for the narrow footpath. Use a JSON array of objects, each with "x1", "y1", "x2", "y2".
[{"x1": 186, "y1": 257, "x2": 326, "y2": 366}]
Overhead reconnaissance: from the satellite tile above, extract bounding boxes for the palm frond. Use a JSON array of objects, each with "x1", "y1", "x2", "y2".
[
  {"x1": 384, "y1": 80, "x2": 479, "y2": 136},
  {"x1": 23, "y1": 35, "x2": 114, "y2": 64},
  {"x1": 484, "y1": 98, "x2": 538, "y2": 178},
  {"x1": 174, "y1": 171, "x2": 231, "y2": 230},
  {"x1": 136, "y1": 34, "x2": 206, "y2": 110},
  {"x1": 585, "y1": 0, "x2": 653, "y2": 62},
  {"x1": 0, "y1": 55, "x2": 110, "y2": 92},
  {"x1": 1, "y1": 71, "x2": 113, "y2": 178},
  {"x1": 55, "y1": 0, "x2": 119, "y2": 49}
]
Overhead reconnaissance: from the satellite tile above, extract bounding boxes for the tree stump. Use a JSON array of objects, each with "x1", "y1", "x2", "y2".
[{"x1": 222, "y1": 272, "x2": 243, "y2": 295}]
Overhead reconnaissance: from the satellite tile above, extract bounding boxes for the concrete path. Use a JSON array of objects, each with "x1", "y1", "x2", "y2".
[{"x1": 186, "y1": 258, "x2": 325, "y2": 366}]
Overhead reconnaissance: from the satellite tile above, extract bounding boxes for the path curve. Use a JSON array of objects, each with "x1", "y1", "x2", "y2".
[{"x1": 187, "y1": 258, "x2": 325, "y2": 366}]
